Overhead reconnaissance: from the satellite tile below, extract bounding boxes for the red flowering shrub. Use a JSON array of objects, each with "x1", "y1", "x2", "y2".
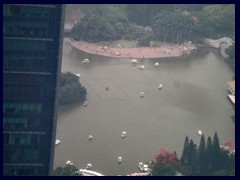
[{"x1": 154, "y1": 147, "x2": 179, "y2": 168}]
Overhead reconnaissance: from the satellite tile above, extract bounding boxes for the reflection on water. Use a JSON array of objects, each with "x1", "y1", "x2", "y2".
[{"x1": 54, "y1": 41, "x2": 235, "y2": 175}]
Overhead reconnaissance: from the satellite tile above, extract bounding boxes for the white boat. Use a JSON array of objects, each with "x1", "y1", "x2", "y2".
[
  {"x1": 88, "y1": 135, "x2": 93, "y2": 141},
  {"x1": 76, "y1": 73, "x2": 81, "y2": 78},
  {"x1": 55, "y1": 139, "x2": 61, "y2": 145},
  {"x1": 159, "y1": 84, "x2": 163, "y2": 89},
  {"x1": 131, "y1": 59, "x2": 138, "y2": 65},
  {"x1": 154, "y1": 62, "x2": 159, "y2": 67},
  {"x1": 118, "y1": 156, "x2": 122, "y2": 163},
  {"x1": 66, "y1": 160, "x2": 74, "y2": 165},
  {"x1": 144, "y1": 168, "x2": 149, "y2": 172},
  {"x1": 82, "y1": 59, "x2": 90, "y2": 63},
  {"x1": 86, "y1": 163, "x2": 93, "y2": 169},
  {"x1": 138, "y1": 162, "x2": 144, "y2": 171},
  {"x1": 140, "y1": 92, "x2": 144, "y2": 97},
  {"x1": 143, "y1": 164, "x2": 148, "y2": 169},
  {"x1": 138, "y1": 65, "x2": 145, "y2": 70},
  {"x1": 121, "y1": 131, "x2": 126, "y2": 138},
  {"x1": 83, "y1": 101, "x2": 88, "y2": 106},
  {"x1": 198, "y1": 130, "x2": 203, "y2": 136},
  {"x1": 139, "y1": 163, "x2": 150, "y2": 172}
]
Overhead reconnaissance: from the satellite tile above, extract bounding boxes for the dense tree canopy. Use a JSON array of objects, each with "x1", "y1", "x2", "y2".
[
  {"x1": 152, "y1": 147, "x2": 179, "y2": 176},
  {"x1": 151, "y1": 10, "x2": 197, "y2": 43},
  {"x1": 69, "y1": 4, "x2": 234, "y2": 44},
  {"x1": 53, "y1": 165, "x2": 80, "y2": 176},
  {"x1": 178, "y1": 132, "x2": 235, "y2": 176},
  {"x1": 200, "y1": 5, "x2": 235, "y2": 38},
  {"x1": 59, "y1": 72, "x2": 87, "y2": 105},
  {"x1": 71, "y1": 7, "x2": 128, "y2": 42},
  {"x1": 152, "y1": 132, "x2": 235, "y2": 176}
]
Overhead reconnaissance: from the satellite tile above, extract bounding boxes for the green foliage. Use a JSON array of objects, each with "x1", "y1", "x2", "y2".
[
  {"x1": 212, "y1": 132, "x2": 221, "y2": 172},
  {"x1": 181, "y1": 136, "x2": 189, "y2": 164},
  {"x1": 59, "y1": 72, "x2": 87, "y2": 105},
  {"x1": 152, "y1": 147, "x2": 179, "y2": 176},
  {"x1": 152, "y1": 132, "x2": 235, "y2": 176},
  {"x1": 179, "y1": 137, "x2": 198, "y2": 176},
  {"x1": 71, "y1": 7, "x2": 128, "y2": 42},
  {"x1": 188, "y1": 140, "x2": 198, "y2": 167},
  {"x1": 70, "y1": 6, "x2": 154, "y2": 45},
  {"x1": 150, "y1": 41, "x2": 161, "y2": 47},
  {"x1": 126, "y1": 4, "x2": 153, "y2": 26},
  {"x1": 69, "y1": 4, "x2": 234, "y2": 44},
  {"x1": 124, "y1": 24, "x2": 154, "y2": 42},
  {"x1": 152, "y1": 164, "x2": 176, "y2": 176},
  {"x1": 179, "y1": 132, "x2": 235, "y2": 176},
  {"x1": 52, "y1": 165, "x2": 80, "y2": 176},
  {"x1": 178, "y1": 165, "x2": 192, "y2": 176},
  {"x1": 206, "y1": 136, "x2": 213, "y2": 174},
  {"x1": 126, "y1": 4, "x2": 179, "y2": 26},
  {"x1": 198, "y1": 135, "x2": 208, "y2": 175},
  {"x1": 151, "y1": 10, "x2": 197, "y2": 43},
  {"x1": 196, "y1": 5, "x2": 235, "y2": 38},
  {"x1": 137, "y1": 35, "x2": 153, "y2": 47}
]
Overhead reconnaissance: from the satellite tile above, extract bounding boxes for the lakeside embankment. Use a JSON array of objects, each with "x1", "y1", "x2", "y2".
[{"x1": 68, "y1": 39, "x2": 197, "y2": 59}]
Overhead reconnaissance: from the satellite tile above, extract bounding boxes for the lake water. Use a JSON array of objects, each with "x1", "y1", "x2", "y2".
[{"x1": 53, "y1": 40, "x2": 235, "y2": 176}]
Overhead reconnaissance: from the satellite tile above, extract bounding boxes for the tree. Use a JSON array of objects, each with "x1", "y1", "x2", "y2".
[
  {"x1": 59, "y1": 72, "x2": 87, "y2": 105},
  {"x1": 152, "y1": 147, "x2": 179, "y2": 176},
  {"x1": 151, "y1": 10, "x2": 197, "y2": 43},
  {"x1": 197, "y1": 135, "x2": 208, "y2": 175},
  {"x1": 69, "y1": 4, "x2": 234, "y2": 44},
  {"x1": 212, "y1": 132, "x2": 221, "y2": 172},
  {"x1": 126, "y1": 4, "x2": 151, "y2": 26},
  {"x1": 70, "y1": 7, "x2": 128, "y2": 42},
  {"x1": 188, "y1": 139, "x2": 197, "y2": 166},
  {"x1": 52, "y1": 165, "x2": 80, "y2": 176},
  {"x1": 206, "y1": 136, "x2": 213, "y2": 175},
  {"x1": 179, "y1": 138, "x2": 199, "y2": 176},
  {"x1": 152, "y1": 164, "x2": 176, "y2": 176},
  {"x1": 179, "y1": 133, "x2": 235, "y2": 176},
  {"x1": 195, "y1": 5, "x2": 235, "y2": 39},
  {"x1": 126, "y1": 4, "x2": 179, "y2": 26},
  {"x1": 154, "y1": 147, "x2": 179, "y2": 168},
  {"x1": 181, "y1": 136, "x2": 189, "y2": 165}
]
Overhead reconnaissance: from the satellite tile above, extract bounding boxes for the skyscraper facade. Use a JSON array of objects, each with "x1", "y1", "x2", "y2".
[{"x1": 3, "y1": 4, "x2": 65, "y2": 176}]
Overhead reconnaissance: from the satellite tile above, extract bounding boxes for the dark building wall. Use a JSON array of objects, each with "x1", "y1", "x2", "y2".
[{"x1": 3, "y1": 4, "x2": 65, "y2": 176}]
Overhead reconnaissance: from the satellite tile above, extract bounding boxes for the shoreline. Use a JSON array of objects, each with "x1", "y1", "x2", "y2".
[{"x1": 67, "y1": 39, "x2": 198, "y2": 59}]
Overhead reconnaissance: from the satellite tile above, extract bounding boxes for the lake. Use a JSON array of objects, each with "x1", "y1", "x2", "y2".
[{"x1": 53, "y1": 40, "x2": 235, "y2": 176}]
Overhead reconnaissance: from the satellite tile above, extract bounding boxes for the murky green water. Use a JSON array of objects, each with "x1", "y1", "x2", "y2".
[{"x1": 54, "y1": 40, "x2": 235, "y2": 175}]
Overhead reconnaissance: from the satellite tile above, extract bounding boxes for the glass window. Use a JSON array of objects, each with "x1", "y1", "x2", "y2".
[
  {"x1": 3, "y1": 119, "x2": 12, "y2": 129},
  {"x1": 23, "y1": 103, "x2": 28, "y2": 111},
  {"x1": 14, "y1": 137, "x2": 20, "y2": 144},
  {"x1": 5, "y1": 107, "x2": 15, "y2": 114},
  {"x1": 3, "y1": 5, "x2": 12, "y2": 16},
  {"x1": 36, "y1": 104, "x2": 42, "y2": 113},
  {"x1": 3, "y1": 134, "x2": 9, "y2": 144},
  {"x1": 9, "y1": 134, "x2": 14, "y2": 144},
  {"x1": 31, "y1": 135, "x2": 39, "y2": 145},
  {"x1": 20, "y1": 136, "x2": 26, "y2": 144},
  {"x1": 29, "y1": 104, "x2": 34, "y2": 111},
  {"x1": 16, "y1": 103, "x2": 21, "y2": 111}
]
